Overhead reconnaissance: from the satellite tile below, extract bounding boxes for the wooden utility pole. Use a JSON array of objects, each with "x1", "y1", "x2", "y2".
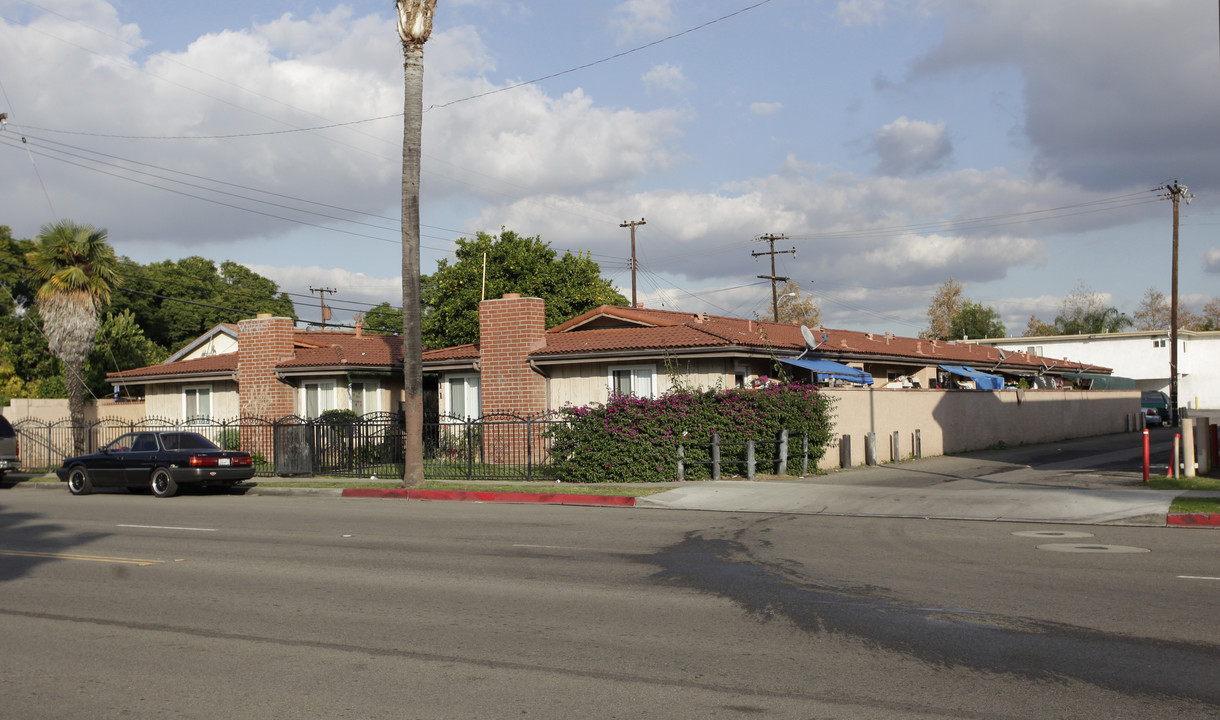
[
  {"x1": 1163, "y1": 181, "x2": 1193, "y2": 426},
  {"x1": 620, "y1": 218, "x2": 645, "y2": 308},
  {"x1": 751, "y1": 234, "x2": 794, "y2": 322},
  {"x1": 309, "y1": 286, "x2": 336, "y2": 328}
]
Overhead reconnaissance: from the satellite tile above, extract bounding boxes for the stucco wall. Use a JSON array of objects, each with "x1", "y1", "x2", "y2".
[
  {"x1": 818, "y1": 387, "x2": 1141, "y2": 470},
  {"x1": 2, "y1": 398, "x2": 146, "y2": 423},
  {"x1": 144, "y1": 381, "x2": 240, "y2": 420},
  {"x1": 547, "y1": 357, "x2": 756, "y2": 409}
]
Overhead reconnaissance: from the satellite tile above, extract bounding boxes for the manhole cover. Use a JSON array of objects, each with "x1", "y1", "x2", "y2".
[
  {"x1": 1013, "y1": 531, "x2": 1094, "y2": 539},
  {"x1": 1037, "y1": 544, "x2": 1150, "y2": 554}
]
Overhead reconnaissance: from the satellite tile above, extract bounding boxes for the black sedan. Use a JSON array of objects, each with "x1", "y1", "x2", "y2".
[{"x1": 57, "y1": 431, "x2": 256, "y2": 498}]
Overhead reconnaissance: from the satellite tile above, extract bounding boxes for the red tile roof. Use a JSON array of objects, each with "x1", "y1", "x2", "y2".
[{"x1": 109, "y1": 353, "x2": 237, "y2": 380}]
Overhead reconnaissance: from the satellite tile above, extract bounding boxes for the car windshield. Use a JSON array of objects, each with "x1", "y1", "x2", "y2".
[
  {"x1": 159, "y1": 433, "x2": 220, "y2": 451},
  {"x1": 1141, "y1": 391, "x2": 1164, "y2": 404}
]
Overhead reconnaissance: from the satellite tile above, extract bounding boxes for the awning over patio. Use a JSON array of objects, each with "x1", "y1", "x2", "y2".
[
  {"x1": 938, "y1": 365, "x2": 1005, "y2": 391},
  {"x1": 780, "y1": 357, "x2": 874, "y2": 385}
]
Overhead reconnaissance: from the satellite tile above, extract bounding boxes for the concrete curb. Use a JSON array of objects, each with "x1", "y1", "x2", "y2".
[
  {"x1": 1166, "y1": 513, "x2": 1220, "y2": 527},
  {"x1": 339, "y1": 487, "x2": 637, "y2": 507}
]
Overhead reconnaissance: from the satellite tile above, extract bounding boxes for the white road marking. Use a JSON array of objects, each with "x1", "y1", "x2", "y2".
[
  {"x1": 1178, "y1": 575, "x2": 1220, "y2": 581},
  {"x1": 117, "y1": 524, "x2": 217, "y2": 532}
]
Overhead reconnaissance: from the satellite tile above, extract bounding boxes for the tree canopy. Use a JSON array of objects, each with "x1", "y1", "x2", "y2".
[
  {"x1": 421, "y1": 229, "x2": 627, "y2": 348},
  {"x1": 1025, "y1": 282, "x2": 1133, "y2": 336},
  {"x1": 358, "y1": 302, "x2": 404, "y2": 335},
  {"x1": 108, "y1": 256, "x2": 296, "y2": 351},
  {"x1": 921, "y1": 278, "x2": 964, "y2": 340},
  {"x1": 774, "y1": 280, "x2": 821, "y2": 327},
  {"x1": 949, "y1": 301, "x2": 1005, "y2": 339}
]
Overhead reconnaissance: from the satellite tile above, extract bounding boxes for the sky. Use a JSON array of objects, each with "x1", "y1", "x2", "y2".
[{"x1": 1, "y1": 0, "x2": 1219, "y2": 339}]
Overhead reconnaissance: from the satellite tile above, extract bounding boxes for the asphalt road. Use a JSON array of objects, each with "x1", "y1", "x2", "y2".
[{"x1": 2, "y1": 491, "x2": 1217, "y2": 719}]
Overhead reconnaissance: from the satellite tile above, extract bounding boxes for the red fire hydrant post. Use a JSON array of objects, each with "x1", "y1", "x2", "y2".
[{"x1": 1143, "y1": 429, "x2": 1150, "y2": 483}]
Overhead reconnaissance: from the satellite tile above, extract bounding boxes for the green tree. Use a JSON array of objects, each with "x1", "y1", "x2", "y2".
[
  {"x1": 26, "y1": 220, "x2": 120, "y2": 452},
  {"x1": 109, "y1": 256, "x2": 295, "y2": 350},
  {"x1": 422, "y1": 229, "x2": 627, "y2": 349},
  {"x1": 85, "y1": 310, "x2": 170, "y2": 399},
  {"x1": 1052, "y1": 283, "x2": 1132, "y2": 335},
  {"x1": 357, "y1": 302, "x2": 404, "y2": 335},
  {"x1": 1022, "y1": 315, "x2": 1056, "y2": 337},
  {"x1": 921, "y1": 278, "x2": 964, "y2": 340},
  {"x1": 950, "y1": 301, "x2": 1005, "y2": 339}
]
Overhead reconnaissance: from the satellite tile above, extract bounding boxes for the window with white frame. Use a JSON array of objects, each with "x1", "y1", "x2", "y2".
[
  {"x1": 303, "y1": 381, "x2": 336, "y2": 419},
  {"x1": 446, "y1": 374, "x2": 480, "y2": 419},
  {"x1": 349, "y1": 380, "x2": 380, "y2": 416},
  {"x1": 183, "y1": 385, "x2": 211, "y2": 419},
  {"x1": 609, "y1": 365, "x2": 655, "y2": 398}
]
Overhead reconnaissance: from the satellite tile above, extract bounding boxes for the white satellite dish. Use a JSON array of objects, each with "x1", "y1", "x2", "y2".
[{"x1": 800, "y1": 325, "x2": 817, "y2": 348}]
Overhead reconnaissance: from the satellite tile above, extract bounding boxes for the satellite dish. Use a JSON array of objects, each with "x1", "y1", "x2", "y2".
[{"x1": 800, "y1": 325, "x2": 817, "y2": 348}]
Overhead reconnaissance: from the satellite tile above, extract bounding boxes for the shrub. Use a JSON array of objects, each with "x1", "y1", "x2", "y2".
[{"x1": 548, "y1": 382, "x2": 835, "y2": 483}]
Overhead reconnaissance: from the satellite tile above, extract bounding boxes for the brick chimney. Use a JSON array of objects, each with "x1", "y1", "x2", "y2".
[
  {"x1": 237, "y1": 315, "x2": 296, "y2": 419},
  {"x1": 478, "y1": 294, "x2": 547, "y2": 416}
]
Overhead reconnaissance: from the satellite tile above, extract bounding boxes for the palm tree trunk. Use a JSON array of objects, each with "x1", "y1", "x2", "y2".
[
  {"x1": 67, "y1": 358, "x2": 87, "y2": 455},
  {"x1": 401, "y1": 41, "x2": 425, "y2": 487}
]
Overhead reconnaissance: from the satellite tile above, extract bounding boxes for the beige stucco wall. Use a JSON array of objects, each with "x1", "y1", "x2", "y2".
[
  {"x1": 547, "y1": 357, "x2": 762, "y2": 409},
  {"x1": 818, "y1": 387, "x2": 1141, "y2": 470},
  {"x1": 143, "y1": 381, "x2": 240, "y2": 420},
  {"x1": 180, "y1": 334, "x2": 238, "y2": 361},
  {"x1": 2, "y1": 397, "x2": 147, "y2": 423}
]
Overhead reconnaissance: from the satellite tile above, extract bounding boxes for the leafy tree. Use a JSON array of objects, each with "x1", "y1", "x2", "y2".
[
  {"x1": 26, "y1": 220, "x2": 120, "y2": 452},
  {"x1": 109, "y1": 255, "x2": 295, "y2": 351},
  {"x1": 1052, "y1": 282, "x2": 1131, "y2": 335},
  {"x1": 1132, "y1": 287, "x2": 1205, "y2": 331},
  {"x1": 357, "y1": 302, "x2": 404, "y2": 335},
  {"x1": 1202, "y1": 297, "x2": 1220, "y2": 331},
  {"x1": 422, "y1": 229, "x2": 627, "y2": 348},
  {"x1": 1022, "y1": 315, "x2": 1056, "y2": 337},
  {"x1": 949, "y1": 301, "x2": 1005, "y2": 339},
  {"x1": 921, "y1": 278, "x2": 964, "y2": 340},
  {"x1": 775, "y1": 280, "x2": 821, "y2": 326},
  {"x1": 85, "y1": 310, "x2": 169, "y2": 399}
]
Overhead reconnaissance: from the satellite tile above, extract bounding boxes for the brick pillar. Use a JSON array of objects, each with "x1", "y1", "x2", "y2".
[
  {"x1": 478, "y1": 294, "x2": 547, "y2": 464},
  {"x1": 237, "y1": 316, "x2": 296, "y2": 420}
]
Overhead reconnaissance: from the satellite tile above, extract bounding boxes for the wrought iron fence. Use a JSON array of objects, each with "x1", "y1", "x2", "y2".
[{"x1": 11, "y1": 411, "x2": 565, "y2": 481}]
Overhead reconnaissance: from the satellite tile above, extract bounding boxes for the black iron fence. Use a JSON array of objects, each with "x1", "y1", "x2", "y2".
[{"x1": 11, "y1": 411, "x2": 564, "y2": 481}]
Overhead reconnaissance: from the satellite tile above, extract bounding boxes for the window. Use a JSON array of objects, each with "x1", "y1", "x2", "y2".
[
  {"x1": 446, "y1": 375, "x2": 480, "y2": 418},
  {"x1": 1026, "y1": 346, "x2": 1042, "y2": 357},
  {"x1": 349, "y1": 380, "x2": 380, "y2": 416},
  {"x1": 184, "y1": 386, "x2": 211, "y2": 419},
  {"x1": 1153, "y1": 339, "x2": 1167, "y2": 348},
  {"x1": 734, "y1": 367, "x2": 747, "y2": 389},
  {"x1": 609, "y1": 365, "x2": 655, "y2": 398},
  {"x1": 303, "y1": 381, "x2": 336, "y2": 419}
]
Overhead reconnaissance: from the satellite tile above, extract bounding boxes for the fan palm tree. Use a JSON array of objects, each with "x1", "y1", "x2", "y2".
[
  {"x1": 26, "y1": 220, "x2": 119, "y2": 454},
  {"x1": 397, "y1": 0, "x2": 436, "y2": 487}
]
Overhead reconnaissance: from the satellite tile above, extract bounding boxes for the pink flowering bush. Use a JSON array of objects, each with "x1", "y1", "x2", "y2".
[{"x1": 548, "y1": 382, "x2": 835, "y2": 483}]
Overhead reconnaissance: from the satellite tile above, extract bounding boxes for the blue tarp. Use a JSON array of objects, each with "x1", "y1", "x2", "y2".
[
  {"x1": 938, "y1": 365, "x2": 1005, "y2": 391},
  {"x1": 780, "y1": 357, "x2": 874, "y2": 385}
]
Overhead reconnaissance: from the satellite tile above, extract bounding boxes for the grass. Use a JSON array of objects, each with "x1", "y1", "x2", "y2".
[
  {"x1": 1144, "y1": 475, "x2": 1220, "y2": 491},
  {"x1": 1170, "y1": 497, "x2": 1220, "y2": 514}
]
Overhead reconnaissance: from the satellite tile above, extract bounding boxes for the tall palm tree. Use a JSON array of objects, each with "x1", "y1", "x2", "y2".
[
  {"x1": 26, "y1": 220, "x2": 119, "y2": 454},
  {"x1": 397, "y1": 0, "x2": 436, "y2": 486}
]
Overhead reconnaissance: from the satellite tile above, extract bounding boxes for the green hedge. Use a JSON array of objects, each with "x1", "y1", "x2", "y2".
[{"x1": 548, "y1": 383, "x2": 836, "y2": 483}]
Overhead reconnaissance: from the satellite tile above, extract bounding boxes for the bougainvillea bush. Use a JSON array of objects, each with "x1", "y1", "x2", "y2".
[{"x1": 547, "y1": 383, "x2": 835, "y2": 483}]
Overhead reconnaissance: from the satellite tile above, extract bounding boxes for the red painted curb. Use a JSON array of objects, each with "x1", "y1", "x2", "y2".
[
  {"x1": 340, "y1": 487, "x2": 636, "y2": 507},
  {"x1": 1167, "y1": 513, "x2": 1220, "y2": 527}
]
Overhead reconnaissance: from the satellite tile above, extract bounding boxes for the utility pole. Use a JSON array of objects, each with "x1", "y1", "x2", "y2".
[
  {"x1": 1161, "y1": 181, "x2": 1193, "y2": 426},
  {"x1": 752, "y1": 234, "x2": 795, "y2": 322},
  {"x1": 620, "y1": 218, "x2": 645, "y2": 308},
  {"x1": 309, "y1": 286, "x2": 336, "y2": 329}
]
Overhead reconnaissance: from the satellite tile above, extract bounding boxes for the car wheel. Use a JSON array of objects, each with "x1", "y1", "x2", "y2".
[
  {"x1": 150, "y1": 468, "x2": 178, "y2": 498},
  {"x1": 67, "y1": 466, "x2": 93, "y2": 495}
]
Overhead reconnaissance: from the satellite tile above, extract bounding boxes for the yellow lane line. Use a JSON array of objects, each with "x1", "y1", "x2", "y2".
[{"x1": 0, "y1": 549, "x2": 165, "y2": 566}]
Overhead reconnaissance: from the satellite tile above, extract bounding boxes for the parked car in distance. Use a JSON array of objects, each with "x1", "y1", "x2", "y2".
[
  {"x1": 56, "y1": 431, "x2": 255, "y2": 498},
  {"x1": 1141, "y1": 390, "x2": 1170, "y2": 427},
  {"x1": 0, "y1": 415, "x2": 19, "y2": 480}
]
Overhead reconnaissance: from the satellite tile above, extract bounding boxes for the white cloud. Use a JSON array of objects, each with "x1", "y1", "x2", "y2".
[
  {"x1": 836, "y1": 0, "x2": 888, "y2": 26},
  {"x1": 612, "y1": 0, "x2": 675, "y2": 43},
  {"x1": 1205, "y1": 248, "x2": 1220, "y2": 274},
  {"x1": 643, "y1": 63, "x2": 687, "y2": 94},
  {"x1": 749, "y1": 102, "x2": 783, "y2": 117},
  {"x1": 872, "y1": 116, "x2": 951, "y2": 176}
]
